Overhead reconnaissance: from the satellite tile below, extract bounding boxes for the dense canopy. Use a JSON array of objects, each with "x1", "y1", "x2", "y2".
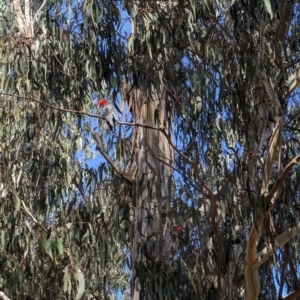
[{"x1": 0, "y1": 0, "x2": 300, "y2": 299}]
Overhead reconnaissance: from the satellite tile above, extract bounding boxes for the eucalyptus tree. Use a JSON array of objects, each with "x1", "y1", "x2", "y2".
[
  {"x1": 124, "y1": 1, "x2": 300, "y2": 300},
  {"x1": 1, "y1": 0, "x2": 300, "y2": 299},
  {"x1": 0, "y1": 0, "x2": 130, "y2": 299}
]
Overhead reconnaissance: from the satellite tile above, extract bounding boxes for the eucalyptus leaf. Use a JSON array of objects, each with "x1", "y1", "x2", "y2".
[
  {"x1": 263, "y1": 0, "x2": 273, "y2": 18},
  {"x1": 215, "y1": 115, "x2": 222, "y2": 131},
  {"x1": 74, "y1": 268, "x2": 85, "y2": 300}
]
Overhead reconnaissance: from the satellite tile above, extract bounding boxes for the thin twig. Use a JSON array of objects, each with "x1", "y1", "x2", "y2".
[
  {"x1": 45, "y1": 39, "x2": 78, "y2": 78},
  {"x1": 21, "y1": 200, "x2": 48, "y2": 233},
  {"x1": 32, "y1": 0, "x2": 47, "y2": 26}
]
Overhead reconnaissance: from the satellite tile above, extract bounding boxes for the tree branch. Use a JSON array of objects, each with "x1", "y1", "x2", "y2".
[
  {"x1": 260, "y1": 72, "x2": 283, "y2": 117},
  {"x1": 21, "y1": 201, "x2": 48, "y2": 233},
  {"x1": 0, "y1": 291, "x2": 11, "y2": 300},
  {"x1": 33, "y1": 0, "x2": 47, "y2": 25},
  {"x1": 266, "y1": 153, "x2": 300, "y2": 208},
  {"x1": 11, "y1": 0, "x2": 26, "y2": 35},
  {"x1": 1, "y1": 92, "x2": 103, "y2": 119},
  {"x1": 283, "y1": 289, "x2": 300, "y2": 300},
  {"x1": 254, "y1": 222, "x2": 300, "y2": 269},
  {"x1": 92, "y1": 131, "x2": 132, "y2": 185},
  {"x1": 284, "y1": 67, "x2": 300, "y2": 98},
  {"x1": 192, "y1": 165, "x2": 222, "y2": 298},
  {"x1": 244, "y1": 211, "x2": 265, "y2": 300},
  {"x1": 1, "y1": 92, "x2": 197, "y2": 170},
  {"x1": 24, "y1": 0, "x2": 32, "y2": 37}
]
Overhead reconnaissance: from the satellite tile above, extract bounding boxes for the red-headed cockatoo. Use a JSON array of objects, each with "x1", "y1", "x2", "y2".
[{"x1": 97, "y1": 98, "x2": 119, "y2": 131}]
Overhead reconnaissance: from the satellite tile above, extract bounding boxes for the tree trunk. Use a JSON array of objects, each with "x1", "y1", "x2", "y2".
[{"x1": 131, "y1": 85, "x2": 174, "y2": 299}]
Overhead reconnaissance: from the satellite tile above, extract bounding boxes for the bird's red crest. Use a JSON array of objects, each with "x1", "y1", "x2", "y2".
[
  {"x1": 97, "y1": 99, "x2": 108, "y2": 107},
  {"x1": 173, "y1": 225, "x2": 183, "y2": 232}
]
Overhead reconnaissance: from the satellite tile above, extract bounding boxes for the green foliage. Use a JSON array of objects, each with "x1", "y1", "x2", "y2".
[
  {"x1": 0, "y1": 0, "x2": 300, "y2": 299},
  {"x1": 0, "y1": 0, "x2": 131, "y2": 299}
]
